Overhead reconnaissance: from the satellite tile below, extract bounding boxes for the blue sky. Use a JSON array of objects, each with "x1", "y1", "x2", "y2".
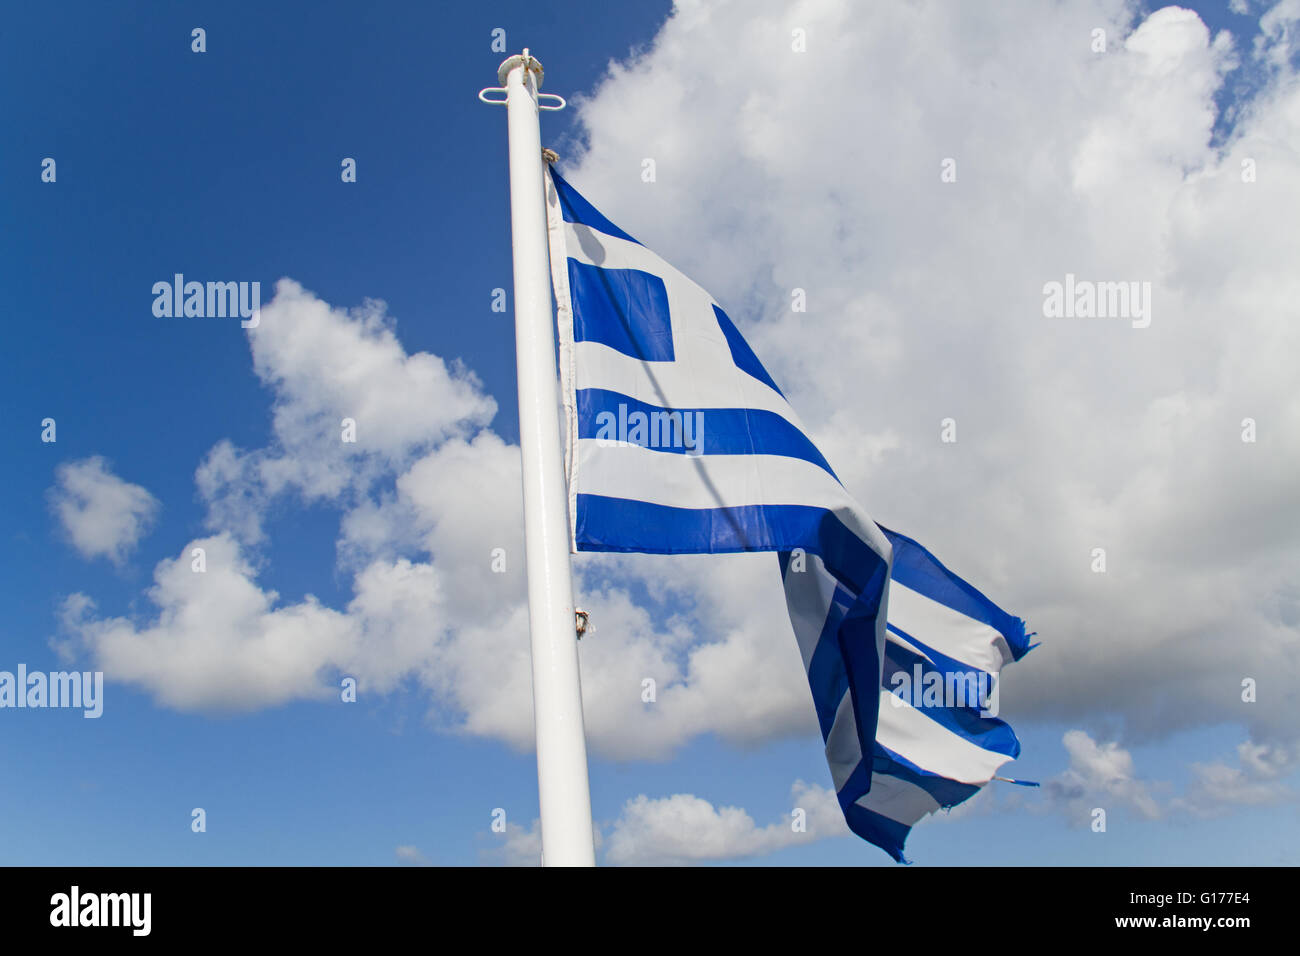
[{"x1": 3, "y1": 0, "x2": 1298, "y2": 866}]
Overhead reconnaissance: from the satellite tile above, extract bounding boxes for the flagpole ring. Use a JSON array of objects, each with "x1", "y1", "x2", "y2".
[{"x1": 497, "y1": 50, "x2": 544, "y2": 88}]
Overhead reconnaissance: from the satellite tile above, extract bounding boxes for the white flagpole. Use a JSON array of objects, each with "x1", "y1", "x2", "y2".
[{"x1": 484, "y1": 49, "x2": 596, "y2": 867}]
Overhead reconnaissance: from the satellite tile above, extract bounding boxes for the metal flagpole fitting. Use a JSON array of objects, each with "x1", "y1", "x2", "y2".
[
  {"x1": 478, "y1": 48, "x2": 567, "y2": 112},
  {"x1": 498, "y1": 49, "x2": 541, "y2": 89},
  {"x1": 479, "y1": 50, "x2": 595, "y2": 867}
]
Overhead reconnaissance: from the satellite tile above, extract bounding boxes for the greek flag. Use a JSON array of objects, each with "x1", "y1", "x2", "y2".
[{"x1": 544, "y1": 166, "x2": 1035, "y2": 861}]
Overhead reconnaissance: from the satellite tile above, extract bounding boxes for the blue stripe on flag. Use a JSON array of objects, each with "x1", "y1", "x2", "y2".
[
  {"x1": 713, "y1": 305, "x2": 785, "y2": 397},
  {"x1": 881, "y1": 525, "x2": 1035, "y2": 661},
  {"x1": 886, "y1": 621, "x2": 994, "y2": 680},
  {"x1": 575, "y1": 493, "x2": 888, "y2": 802},
  {"x1": 575, "y1": 388, "x2": 837, "y2": 475},
  {"x1": 843, "y1": 802, "x2": 913, "y2": 863},
  {"x1": 576, "y1": 495, "x2": 886, "y2": 593},
  {"x1": 805, "y1": 591, "x2": 852, "y2": 737},
  {"x1": 882, "y1": 639, "x2": 1022, "y2": 757},
  {"x1": 872, "y1": 748, "x2": 984, "y2": 809}
]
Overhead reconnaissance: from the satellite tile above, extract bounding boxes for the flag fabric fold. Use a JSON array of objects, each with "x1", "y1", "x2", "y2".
[{"x1": 543, "y1": 165, "x2": 1034, "y2": 861}]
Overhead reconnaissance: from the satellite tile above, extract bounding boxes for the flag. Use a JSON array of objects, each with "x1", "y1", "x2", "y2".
[
  {"x1": 826, "y1": 525, "x2": 1036, "y2": 861},
  {"x1": 543, "y1": 165, "x2": 1035, "y2": 861}
]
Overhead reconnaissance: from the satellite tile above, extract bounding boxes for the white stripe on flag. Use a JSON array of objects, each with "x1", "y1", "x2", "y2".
[
  {"x1": 574, "y1": 340, "x2": 802, "y2": 422},
  {"x1": 824, "y1": 691, "x2": 861, "y2": 792},
  {"x1": 577, "y1": 441, "x2": 885, "y2": 550},
  {"x1": 888, "y1": 581, "x2": 1015, "y2": 674},
  {"x1": 821, "y1": 683, "x2": 1015, "y2": 797},
  {"x1": 558, "y1": 220, "x2": 681, "y2": 279},
  {"x1": 854, "y1": 774, "x2": 943, "y2": 827},
  {"x1": 875, "y1": 691, "x2": 1014, "y2": 784},
  {"x1": 782, "y1": 552, "x2": 841, "y2": 669}
]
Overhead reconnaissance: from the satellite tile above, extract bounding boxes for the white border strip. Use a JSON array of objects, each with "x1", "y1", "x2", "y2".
[{"x1": 544, "y1": 166, "x2": 580, "y2": 552}]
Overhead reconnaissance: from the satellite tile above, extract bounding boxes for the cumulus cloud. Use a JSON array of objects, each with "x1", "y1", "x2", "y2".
[
  {"x1": 602, "y1": 780, "x2": 846, "y2": 866},
  {"x1": 52, "y1": 2, "x2": 1300, "y2": 841},
  {"x1": 1043, "y1": 730, "x2": 1297, "y2": 823},
  {"x1": 1044, "y1": 730, "x2": 1163, "y2": 824},
  {"x1": 49, "y1": 457, "x2": 159, "y2": 565},
  {"x1": 555, "y1": 0, "x2": 1300, "y2": 754},
  {"x1": 55, "y1": 438, "x2": 816, "y2": 760},
  {"x1": 394, "y1": 845, "x2": 429, "y2": 866},
  {"x1": 485, "y1": 819, "x2": 543, "y2": 867},
  {"x1": 483, "y1": 817, "x2": 609, "y2": 866},
  {"x1": 197, "y1": 279, "x2": 497, "y2": 543},
  {"x1": 484, "y1": 781, "x2": 845, "y2": 866},
  {"x1": 58, "y1": 534, "x2": 355, "y2": 711},
  {"x1": 1256, "y1": 0, "x2": 1300, "y2": 68},
  {"x1": 1173, "y1": 739, "x2": 1298, "y2": 816},
  {"x1": 54, "y1": 286, "x2": 814, "y2": 759}
]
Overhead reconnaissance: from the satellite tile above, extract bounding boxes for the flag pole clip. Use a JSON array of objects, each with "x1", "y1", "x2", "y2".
[{"x1": 480, "y1": 49, "x2": 564, "y2": 109}]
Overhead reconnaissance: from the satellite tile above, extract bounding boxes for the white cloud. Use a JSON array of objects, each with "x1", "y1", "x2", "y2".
[
  {"x1": 486, "y1": 820, "x2": 543, "y2": 867},
  {"x1": 59, "y1": 534, "x2": 356, "y2": 711},
  {"x1": 483, "y1": 818, "x2": 609, "y2": 866},
  {"x1": 1177, "y1": 761, "x2": 1292, "y2": 814},
  {"x1": 394, "y1": 845, "x2": 429, "y2": 866},
  {"x1": 1045, "y1": 730, "x2": 1163, "y2": 824},
  {"x1": 197, "y1": 279, "x2": 496, "y2": 542},
  {"x1": 484, "y1": 781, "x2": 846, "y2": 866},
  {"x1": 58, "y1": 527, "x2": 494, "y2": 716},
  {"x1": 1173, "y1": 739, "x2": 1298, "y2": 816},
  {"x1": 1257, "y1": 0, "x2": 1300, "y2": 68},
  {"x1": 556, "y1": 0, "x2": 1300, "y2": 753},
  {"x1": 602, "y1": 781, "x2": 845, "y2": 866},
  {"x1": 54, "y1": 290, "x2": 819, "y2": 753},
  {"x1": 49, "y1": 457, "x2": 159, "y2": 565},
  {"x1": 1045, "y1": 730, "x2": 1299, "y2": 822},
  {"x1": 56, "y1": 437, "x2": 816, "y2": 761}
]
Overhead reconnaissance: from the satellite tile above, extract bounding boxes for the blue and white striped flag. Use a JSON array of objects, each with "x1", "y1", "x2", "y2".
[
  {"x1": 544, "y1": 166, "x2": 1035, "y2": 861},
  {"x1": 835, "y1": 526, "x2": 1036, "y2": 860}
]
